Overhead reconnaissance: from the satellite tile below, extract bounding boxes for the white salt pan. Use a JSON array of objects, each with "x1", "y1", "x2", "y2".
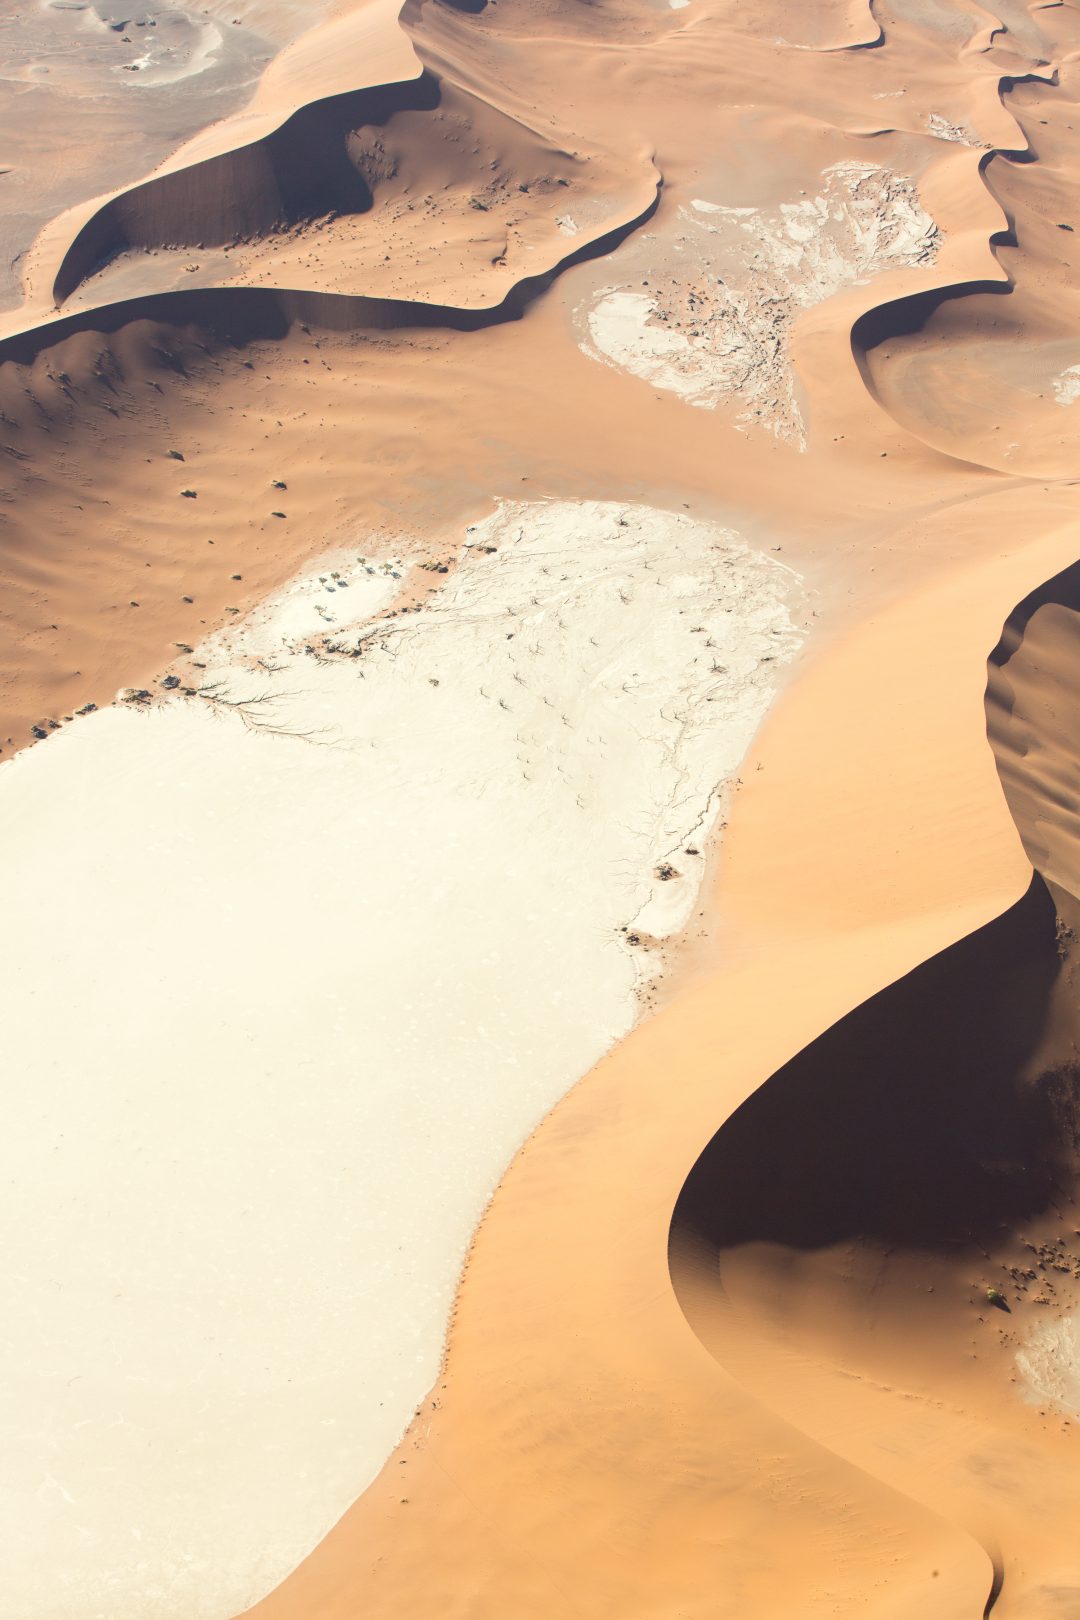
[
  {"x1": 0, "y1": 500, "x2": 802, "y2": 1620},
  {"x1": 1053, "y1": 365, "x2": 1080, "y2": 406},
  {"x1": 1016, "y1": 1314, "x2": 1080, "y2": 1419},
  {"x1": 581, "y1": 162, "x2": 940, "y2": 446}
]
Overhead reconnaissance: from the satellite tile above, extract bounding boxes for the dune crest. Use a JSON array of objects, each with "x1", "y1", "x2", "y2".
[{"x1": 670, "y1": 558, "x2": 1080, "y2": 1616}]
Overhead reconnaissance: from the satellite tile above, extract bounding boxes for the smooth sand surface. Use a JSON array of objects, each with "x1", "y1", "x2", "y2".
[{"x1": 5, "y1": 0, "x2": 1080, "y2": 1613}]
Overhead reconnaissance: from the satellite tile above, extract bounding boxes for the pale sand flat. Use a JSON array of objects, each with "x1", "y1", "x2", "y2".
[{"x1": 0, "y1": 500, "x2": 801, "y2": 1619}]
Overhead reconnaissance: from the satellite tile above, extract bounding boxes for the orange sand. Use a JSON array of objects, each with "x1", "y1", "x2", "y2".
[{"x1": 4, "y1": 0, "x2": 1080, "y2": 1613}]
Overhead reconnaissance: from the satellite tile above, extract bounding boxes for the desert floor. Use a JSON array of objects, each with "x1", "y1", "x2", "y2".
[{"x1": 3, "y1": 1, "x2": 1080, "y2": 1617}]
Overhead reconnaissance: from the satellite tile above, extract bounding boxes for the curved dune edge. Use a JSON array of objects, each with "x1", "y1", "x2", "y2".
[
  {"x1": 987, "y1": 557, "x2": 1080, "y2": 900},
  {"x1": 778, "y1": 140, "x2": 1007, "y2": 459},
  {"x1": 0, "y1": 0, "x2": 1044, "y2": 765},
  {"x1": 235, "y1": 489, "x2": 1080, "y2": 1617},
  {"x1": 47, "y1": 69, "x2": 441, "y2": 309},
  {"x1": 0, "y1": 178, "x2": 660, "y2": 374},
  {"x1": 8, "y1": 5, "x2": 1080, "y2": 1617},
  {"x1": 669, "y1": 563, "x2": 1080, "y2": 1614},
  {"x1": 0, "y1": 0, "x2": 1030, "y2": 349},
  {"x1": 848, "y1": 53, "x2": 1080, "y2": 469},
  {"x1": 0, "y1": 0, "x2": 1036, "y2": 459},
  {"x1": 4, "y1": 0, "x2": 424, "y2": 333},
  {"x1": 11, "y1": 0, "x2": 661, "y2": 330}
]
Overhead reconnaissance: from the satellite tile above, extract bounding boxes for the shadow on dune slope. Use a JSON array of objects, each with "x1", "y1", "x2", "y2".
[
  {"x1": 49, "y1": 7, "x2": 652, "y2": 312},
  {"x1": 670, "y1": 559, "x2": 1080, "y2": 1613},
  {"x1": 987, "y1": 558, "x2": 1080, "y2": 904},
  {"x1": 845, "y1": 66, "x2": 1080, "y2": 478},
  {"x1": 671, "y1": 874, "x2": 1070, "y2": 1261},
  {"x1": 672, "y1": 537, "x2": 1080, "y2": 1274},
  {"x1": 0, "y1": 175, "x2": 658, "y2": 429},
  {"x1": 52, "y1": 73, "x2": 441, "y2": 305},
  {"x1": 672, "y1": 557, "x2": 1080, "y2": 1282}
]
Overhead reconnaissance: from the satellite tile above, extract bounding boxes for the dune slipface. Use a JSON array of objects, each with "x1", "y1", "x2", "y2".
[{"x1": 6, "y1": 0, "x2": 1080, "y2": 1616}]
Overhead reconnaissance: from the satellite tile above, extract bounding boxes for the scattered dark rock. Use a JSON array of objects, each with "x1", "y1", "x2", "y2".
[
  {"x1": 272, "y1": 480, "x2": 287, "y2": 489},
  {"x1": 168, "y1": 449, "x2": 185, "y2": 461},
  {"x1": 655, "y1": 863, "x2": 679, "y2": 882},
  {"x1": 161, "y1": 675, "x2": 181, "y2": 689},
  {"x1": 75, "y1": 703, "x2": 97, "y2": 716},
  {"x1": 271, "y1": 511, "x2": 286, "y2": 519},
  {"x1": 180, "y1": 489, "x2": 197, "y2": 498},
  {"x1": 30, "y1": 725, "x2": 47, "y2": 739}
]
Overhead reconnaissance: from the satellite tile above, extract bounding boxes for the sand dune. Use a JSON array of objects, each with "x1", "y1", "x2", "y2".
[
  {"x1": 51, "y1": 73, "x2": 443, "y2": 306},
  {"x1": 4, "y1": 0, "x2": 422, "y2": 331},
  {"x1": 0, "y1": 1, "x2": 314, "y2": 313},
  {"x1": 240, "y1": 509, "x2": 1080, "y2": 1620},
  {"x1": 671, "y1": 563, "x2": 1080, "y2": 1618},
  {"x1": 6, "y1": 0, "x2": 1080, "y2": 1614}
]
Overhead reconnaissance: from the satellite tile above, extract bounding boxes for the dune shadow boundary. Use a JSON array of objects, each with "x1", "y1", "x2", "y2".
[
  {"x1": 52, "y1": 72, "x2": 442, "y2": 306},
  {"x1": 671, "y1": 876, "x2": 1076, "y2": 1260}
]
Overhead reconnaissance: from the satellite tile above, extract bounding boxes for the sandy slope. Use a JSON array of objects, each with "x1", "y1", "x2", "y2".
[
  {"x1": 240, "y1": 494, "x2": 1080, "y2": 1620},
  {"x1": 670, "y1": 547, "x2": 1080, "y2": 1620},
  {"x1": 5, "y1": 0, "x2": 1080, "y2": 1614}
]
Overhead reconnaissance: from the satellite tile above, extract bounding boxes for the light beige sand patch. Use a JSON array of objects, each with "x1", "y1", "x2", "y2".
[
  {"x1": 0, "y1": 499, "x2": 802, "y2": 1620},
  {"x1": 581, "y1": 163, "x2": 940, "y2": 446}
]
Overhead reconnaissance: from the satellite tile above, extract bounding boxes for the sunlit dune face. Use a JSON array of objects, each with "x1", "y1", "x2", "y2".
[{"x1": 10, "y1": 0, "x2": 1080, "y2": 1615}]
